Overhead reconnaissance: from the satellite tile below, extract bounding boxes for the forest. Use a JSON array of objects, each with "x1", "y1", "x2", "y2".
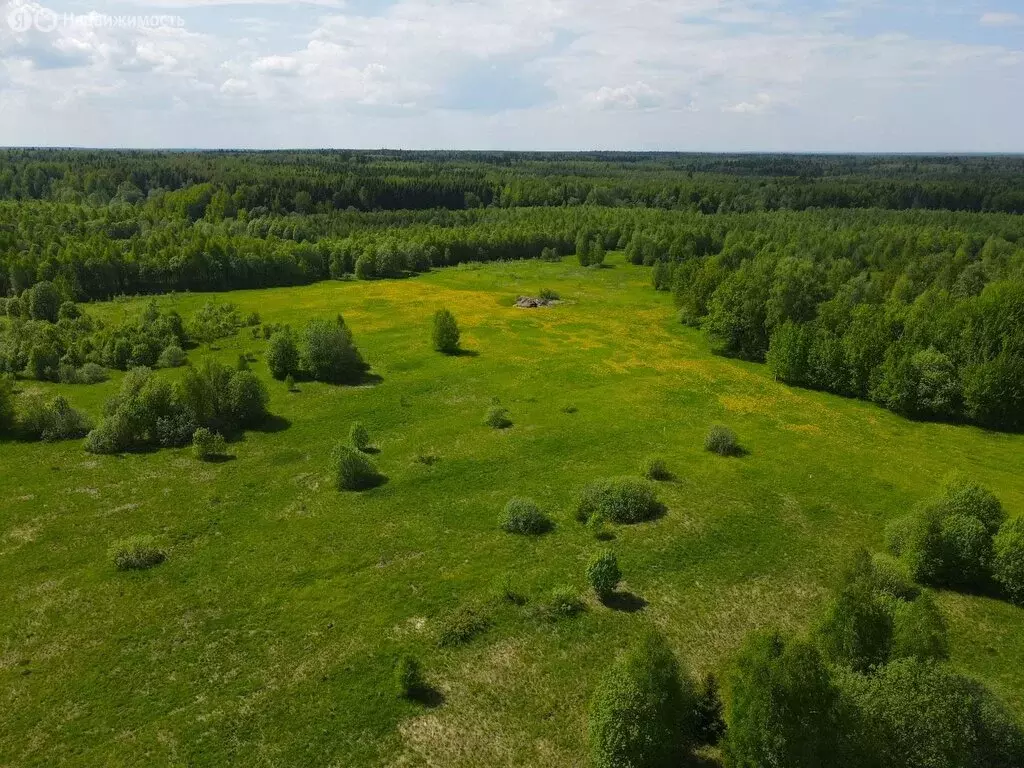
[{"x1": 2, "y1": 150, "x2": 1024, "y2": 767}]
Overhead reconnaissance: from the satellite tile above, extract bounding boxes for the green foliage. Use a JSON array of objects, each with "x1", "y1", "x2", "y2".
[
  {"x1": 432, "y1": 309, "x2": 461, "y2": 353},
  {"x1": 27, "y1": 281, "x2": 61, "y2": 322},
  {"x1": 891, "y1": 592, "x2": 949, "y2": 662},
  {"x1": 394, "y1": 655, "x2": 424, "y2": 699},
  {"x1": 992, "y1": 517, "x2": 1024, "y2": 606},
  {"x1": 17, "y1": 392, "x2": 92, "y2": 441},
  {"x1": 436, "y1": 602, "x2": 492, "y2": 647},
  {"x1": 284, "y1": 374, "x2": 296, "y2": 392},
  {"x1": 226, "y1": 370, "x2": 269, "y2": 428},
  {"x1": 302, "y1": 317, "x2": 368, "y2": 384},
  {"x1": 695, "y1": 673, "x2": 726, "y2": 746},
  {"x1": 940, "y1": 477, "x2": 1006, "y2": 535},
  {"x1": 484, "y1": 405, "x2": 512, "y2": 429},
  {"x1": 814, "y1": 580, "x2": 894, "y2": 673},
  {"x1": 705, "y1": 424, "x2": 741, "y2": 456},
  {"x1": 640, "y1": 456, "x2": 672, "y2": 481},
  {"x1": 267, "y1": 329, "x2": 300, "y2": 380},
  {"x1": 839, "y1": 658, "x2": 1024, "y2": 768},
  {"x1": 110, "y1": 536, "x2": 166, "y2": 571},
  {"x1": 157, "y1": 345, "x2": 186, "y2": 368},
  {"x1": 723, "y1": 631, "x2": 845, "y2": 768},
  {"x1": 0, "y1": 375, "x2": 14, "y2": 434},
  {"x1": 332, "y1": 443, "x2": 383, "y2": 491},
  {"x1": 349, "y1": 421, "x2": 370, "y2": 452},
  {"x1": 587, "y1": 631, "x2": 697, "y2": 768},
  {"x1": 577, "y1": 477, "x2": 663, "y2": 524},
  {"x1": 586, "y1": 550, "x2": 621, "y2": 599},
  {"x1": 500, "y1": 497, "x2": 552, "y2": 535},
  {"x1": 192, "y1": 427, "x2": 226, "y2": 461},
  {"x1": 190, "y1": 301, "x2": 242, "y2": 343},
  {"x1": 538, "y1": 288, "x2": 560, "y2": 301}
]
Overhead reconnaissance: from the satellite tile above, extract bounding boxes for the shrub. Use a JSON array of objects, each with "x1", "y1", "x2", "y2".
[
  {"x1": 226, "y1": 370, "x2": 269, "y2": 428},
  {"x1": 193, "y1": 427, "x2": 226, "y2": 461},
  {"x1": 587, "y1": 550, "x2": 622, "y2": 599},
  {"x1": 940, "y1": 477, "x2": 1006, "y2": 534},
  {"x1": 705, "y1": 424, "x2": 741, "y2": 456},
  {"x1": 885, "y1": 515, "x2": 916, "y2": 557},
  {"x1": 695, "y1": 673, "x2": 726, "y2": 746},
  {"x1": 500, "y1": 497, "x2": 552, "y2": 535},
  {"x1": 870, "y1": 553, "x2": 919, "y2": 601},
  {"x1": 484, "y1": 405, "x2": 512, "y2": 429},
  {"x1": 27, "y1": 281, "x2": 60, "y2": 322},
  {"x1": 157, "y1": 345, "x2": 186, "y2": 368},
  {"x1": 302, "y1": 317, "x2": 368, "y2": 384},
  {"x1": 576, "y1": 477, "x2": 663, "y2": 524},
  {"x1": 891, "y1": 592, "x2": 948, "y2": 662},
  {"x1": 588, "y1": 631, "x2": 696, "y2": 768},
  {"x1": 814, "y1": 581, "x2": 894, "y2": 673},
  {"x1": 432, "y1": 308, "x2": 461, "y2": 353},
  {"x1": 394, "y1": 655, "x2": 424, "y2": 699},
  {"x1": 18, "y1": 393, "x2": 92, "y2": 442},
  {"x1": 641, "y1": 456, "x2": 672, "y2": 481},
  {"x1": 333, "y1": 443, "x2": 383, "y2": 491},
  {"x1": 939, "y1": 513, "x2": 993, "y2": 588},
  {"x1": 349, "y1": 421, "x2": 370, "y2": 452},
  {"x1": 723, "y1": 631, "x2": 844, "y2": 768},
  {"x1": 0, "y1": 376, "x2": 14, "y2": 435},
  {"x1": 110, "y1": 536, "x2": 166, "y2": 571},
  {"x1": 267, "y1": 329, "x2": 300, "y2": 380},
  {"x1": 538, "y1": 288, "x2": 560, "y2": 301},
  {"x1": 840, "y1": 657, "x2": 1024, "y2": 768},
  {"x1": 437, "y1": 602, "x2": 492, "y2": 647},
  {"x1": 284, "y1": 374, "x2": 296, "y2": 392},
  {"x1": 545, "y1": 585, "x2": 585, "y2": 619},
  {"x1": 993, "y1": 517, "x2": 1024, "y2": 606},
  {"x1": 77, "y1": 362, "x2": 108, "y2": 384}
]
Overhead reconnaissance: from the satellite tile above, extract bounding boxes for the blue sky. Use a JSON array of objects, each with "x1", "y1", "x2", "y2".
[{"x1": 0, "y1": 0, "x2": 1021, "y2": 150}]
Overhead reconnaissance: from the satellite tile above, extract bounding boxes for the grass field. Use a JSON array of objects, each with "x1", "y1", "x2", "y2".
[{"x1": 2, "y1": 253, "x2": 1023, "y2": 767}]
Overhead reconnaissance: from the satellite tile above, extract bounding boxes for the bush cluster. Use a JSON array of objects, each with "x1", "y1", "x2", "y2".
[
  {"x1": 16, "y1": 392, "x2": 92, "y2": 441},
  {"x1": 436, "y1": 602, "x2": 492, "y2": 647},
  {"x1": 193, "y1": 427, "x2": 226, "y2": 461},
  {"x1": 577, "y1": 477, "x2": 663, "y2": 524},
  {"x1": 110, "y1": 536, "x2": 167, "y2": 571},
  {"x1": 266, "y1": 316, "x2": 369, "y2": 384}
]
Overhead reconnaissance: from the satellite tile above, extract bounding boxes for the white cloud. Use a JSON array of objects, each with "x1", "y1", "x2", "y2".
[
  {"x1": 979, "y1": 12, "x2": 1021, "y2": 27},
  {"x1": 583, "y1": 82, "x2": 662, "y2": 111},
  {"x1": 724, "y1": 93, "x2": 773, "y2": 114}
]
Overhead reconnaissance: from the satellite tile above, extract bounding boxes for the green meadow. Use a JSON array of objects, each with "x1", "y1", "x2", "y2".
[{"x1": 2, "y1": 253, "x2": 1023, "y2": 766}]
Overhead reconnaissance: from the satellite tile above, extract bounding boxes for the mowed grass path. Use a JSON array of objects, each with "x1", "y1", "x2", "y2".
[{"x1": 2, "y1": 254, "x2": 1023, "y2": 766}]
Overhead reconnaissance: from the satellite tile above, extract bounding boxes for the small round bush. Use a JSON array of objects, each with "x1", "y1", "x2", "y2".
[
  {"x1": 538, "y1": 288, "x2": 560, "y2": 301},
  {"x1": 940, "y1": 477, "x2": 1005, "y2": 534},
  {"x1": 110, "y1": 536, "x2": 166, "y2": 571},
  {"x1": 641, "y1": 456, "x2": 672, "y2": 481},
  {"x1": 587, "y1": 550, "x2": 622, "y2": 599},
  {"x1": 432, "y1": 308, "x2": 461, "y2": 353},
  {"x1": 577, "y1": 477, "x2": 663, "y2": 524},
  {"x1": 547, "y1": 586, "x2": 586, "y2": 618},
  {"x1": 394, "y1": 655, "x2": 424, "y2": 699},
  {"x1": 993, "y1": 517, "x2": 1024, "y2": 606},
  {"x1": 193, "y1": 427, "x2": 226, "y2": 461},
  {"x1": 77, "y1": 362, "x2": 108, "y2": 384},
  {"x1": 484, "y1": 405, "x2": 512, "y2": 429},
  {"x1": 695, "y1": 673, "x2": 726, "y2": 746},
  {"x1": 705, "y1": 424, "x2": 740, "y2": 456},
  {"x1": 284, "y1": 373, "x2": 296, "y2": 392},
  {"x1": 436, "y1": 603, "x2": 492, "y2": 647},
  {"x1": 333, "y1": 443, "x2": 383, "y2": 491},
  {"x1": 870, "y1": 553, "x2": 919, "y2": 601},
  {"x1": 157, "y1": 345, "x2": 186, "y2": 368},
  {"x1": 500, "y1": 497, "x2": 552, "y2": 535},
  {"x1": 349, "y1": 421, "x2": 370, "y2": 452}
]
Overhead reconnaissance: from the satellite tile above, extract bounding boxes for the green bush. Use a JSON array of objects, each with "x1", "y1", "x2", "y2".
[
  {"x1": 0, "y1": 376, "x2": 14, "y2": 435},
  {"x1": 110, "y1": 536, "x2": 166, "y2": 571},
  {"x1": 157, "y1": 345, "x2": 187, "y2": 368},
  {"x1": 349, "y1": 421, "x2": 370, "y2": 452},
  {"x1": 940, "y1": 513, "x2": 993, "y2": 587},
  {"x1": 640, "y1": 456, "x2": 672, "y2": 481},
  {"x1": 77, "y1": 362, "x2": 109, "y2": 383},
  {"x1": 814, "y1": 581, "x2": 894, "y2": 673},
  {"x1": 500, "y1": 497, "x2": 552, "y2": 535},
  {"x1": 840, "y1": 657, "x2": 1024, "y2": 768},
  {"x1": 940, "y1": 477, "x2": 1006, "y2": 534},
  {"x1": 267, "y1": 329, "x2": 300, "y2": 380},
  {"x1": 484, "y1": 405, "x2": 512, "y2": 429},
  {"x1": 394, "y1": 655, "x2": 424, "y2": 699},
  {"x1": 226, "y1": 370, "x2": 269, "y2": 428},
  {"x1": 993, "y1": 517, "x2": 1024, "y2": 606},
  {"x1": 891, "y1": 592, "x2": 948, "y2": 662},
  {"x1": 576, "y1": 477, "x2": 663, "y2": 524},
  {"x1": 18, "y1": 393, "x2": 92, "y2": 442},
  {"x1": 302, "y1": 317, "x2": 368, "y2": 384},
  {"x1": 587, "y1": 550, "x2": 622, "y2": 599},
  {"x1": 432, "y1": 308, "x2": 461, "y2": 353},
  {"x1": 869, "y1": 553, "x2": 919, "y2": 601},
  {"x1": 723, "y1": 631, "x2": 844, "y2": 768},
  {"x1": 885, "y1": 516, "x2": 917, "y2": 558},
  {"x1": 588, "y1": 631, "x2": 696, "y2": 768},
  {"x1": 705, "y1": 424, "x2": 741, "y2": 456},
  {"x1": 333, "y1": 443, "x2": 383, "y2": 491},
  {"x1": 193, "y1": 427, "x2": 226, "y2": 461},
  {"x1": 436, "y1": 602, "x2": 492, "y2": 647},
  {"x1": 538, "y1": 288, "x2": 560, "y2": 301},
  {"x1": 695, "y1": 673, "x2": 726, "y2": 746},
  {"x1": 284, "y1": 374, "x2": 296, "y2": 392},
  {"x1": 545, "y1": 585, "x2": 586, "y2": 619}
]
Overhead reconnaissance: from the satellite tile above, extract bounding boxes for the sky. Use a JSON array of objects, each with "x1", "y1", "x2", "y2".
[{"x1": 0, "y1": 0, "x2": 1021, "y2": 151}]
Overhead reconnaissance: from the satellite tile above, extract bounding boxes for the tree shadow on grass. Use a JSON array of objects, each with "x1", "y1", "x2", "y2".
[
  {"x1": 409, "y1": 684, "x2": 445, "y2": 709},
  {"x1": 252, "y1": 415, "x2": 291, "y2": 434},
  {"x1": 202, "y1": 454, "x2": 236, "y2": 464},
  {"x1": 601, "y1": 591, "x2": 648, "y2": 613},
  {"x1": 355, "y1": 371, "x2": 385, "y2": 386},
  {"x1": 445, "y1": 349, "x2": 479, "y2": 358}
]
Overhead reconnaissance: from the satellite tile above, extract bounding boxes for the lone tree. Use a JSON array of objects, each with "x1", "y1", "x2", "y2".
[{"x1": 432, "y1": 309, "x2": 461, "y2": 353}]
